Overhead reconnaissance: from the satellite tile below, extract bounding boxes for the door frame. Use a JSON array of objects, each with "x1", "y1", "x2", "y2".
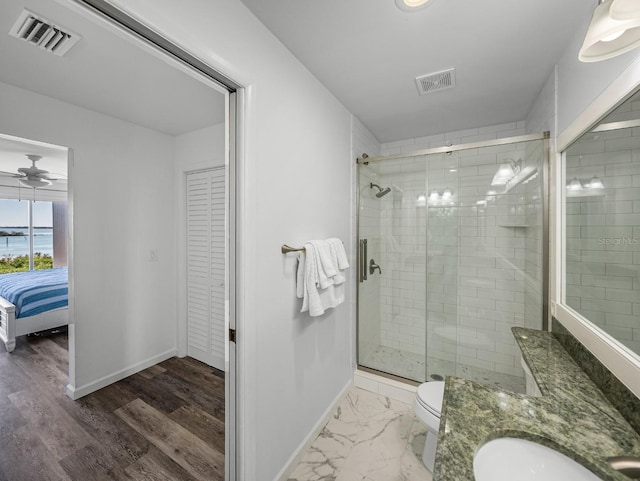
[{"x1": 65, "y1": 1, "x2": 242, "y2": 478}]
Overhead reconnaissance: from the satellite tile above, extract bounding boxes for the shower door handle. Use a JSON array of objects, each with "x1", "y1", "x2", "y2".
[{"x1": 359, "y1": 239, "x2": 367, "y2": 282}]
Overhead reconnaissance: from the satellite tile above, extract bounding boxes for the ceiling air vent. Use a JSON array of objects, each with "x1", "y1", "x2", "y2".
[
  {"x1": 415, "y1": 68, "x2": 456, "y2": 95},
  {"x1": 9, "y1": 9, "x2": 81, "y2": 56}
]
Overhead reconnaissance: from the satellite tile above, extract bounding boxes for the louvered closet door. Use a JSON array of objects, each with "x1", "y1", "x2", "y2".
[{"x1": 186, "y1": 168, "x2": 226, "y2": 370}]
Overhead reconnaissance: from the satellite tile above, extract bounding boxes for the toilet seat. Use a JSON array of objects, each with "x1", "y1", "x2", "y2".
[{"x1": 416, "y1": 381, "x2": 445, "y2": 417}]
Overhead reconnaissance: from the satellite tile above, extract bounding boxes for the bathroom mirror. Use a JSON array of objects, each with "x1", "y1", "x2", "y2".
[{"x1": 561, "y1": 84, "x2": 640, "y2": 363}]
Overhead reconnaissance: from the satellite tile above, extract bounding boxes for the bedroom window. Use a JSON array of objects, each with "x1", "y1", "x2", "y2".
[{"x1": 0, "y1": 198, "x2": 53, "y2": 273}]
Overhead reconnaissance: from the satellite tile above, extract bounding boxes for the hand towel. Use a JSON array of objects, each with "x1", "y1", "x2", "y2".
[
  {"x1": 327, "y1": 238, "x2": 349, "y2": 270},
  {"x1": 309, "y1": 240, "x2": 337, "y2": 289},
  {"x1": 299, "y1": 242, "x2": 337, "y2": 317}
]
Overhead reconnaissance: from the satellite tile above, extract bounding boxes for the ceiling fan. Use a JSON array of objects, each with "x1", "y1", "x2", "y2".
[{"x1": 0, "y1": 154, "x2": 66, "y2": 188}]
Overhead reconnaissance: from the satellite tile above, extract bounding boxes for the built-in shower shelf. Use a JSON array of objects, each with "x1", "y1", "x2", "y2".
[{"x1": 498, "y1": 224, "x2": 530, "y2": 228}]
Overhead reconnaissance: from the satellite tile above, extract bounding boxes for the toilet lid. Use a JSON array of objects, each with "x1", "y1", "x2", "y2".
[{"x1": 417, "y1": 381, "x2": 445, "y2": 415}]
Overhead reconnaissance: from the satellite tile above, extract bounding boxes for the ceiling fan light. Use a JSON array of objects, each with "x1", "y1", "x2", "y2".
[
  {"x1": 579, "y1": 0, "x2": 640, "y2": 62},
  {"x1": 19, "y1": 177, "x2": 51, "y2": 188},
  {"x1": 610, "y1": 0, "x2": 640, "y2": 20}
]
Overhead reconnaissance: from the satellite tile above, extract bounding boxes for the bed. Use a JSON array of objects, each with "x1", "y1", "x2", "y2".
[{"x1": 0, "y1": 267, "x2": 69, "y2": 352}]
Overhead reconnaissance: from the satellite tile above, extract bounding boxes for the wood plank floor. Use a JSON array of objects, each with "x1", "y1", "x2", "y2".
[{"x1": 0, "y1": 330, "x2": 225, "y2": 481}]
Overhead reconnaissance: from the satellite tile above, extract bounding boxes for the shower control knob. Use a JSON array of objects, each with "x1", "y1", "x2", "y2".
[{"x1": 369, "y1": 259, "x2": 382, "y2": 275}]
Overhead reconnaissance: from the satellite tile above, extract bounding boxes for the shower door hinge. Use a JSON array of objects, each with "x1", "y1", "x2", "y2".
[{"x1": 229, "y1": 328, "x2": 236, "y2": 343}]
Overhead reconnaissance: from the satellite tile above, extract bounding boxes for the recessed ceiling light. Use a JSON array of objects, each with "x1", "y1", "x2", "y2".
[{"x1": 395, "y1": 0, "x2": 431, "y2": 12}]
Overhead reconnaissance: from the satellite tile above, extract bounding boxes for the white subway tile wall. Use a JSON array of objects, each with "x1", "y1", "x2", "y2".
[{"x1": 565, "y1": 96, "x2": 640, "y2": 355}]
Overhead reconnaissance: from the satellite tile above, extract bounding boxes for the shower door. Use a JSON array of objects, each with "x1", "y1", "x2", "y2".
[
  {"x1": 357, "y1": 154, "x2": 459, "y2": 382},
  {"x1": 357, "y1": 135, "x2": 548, "y2": 391}
]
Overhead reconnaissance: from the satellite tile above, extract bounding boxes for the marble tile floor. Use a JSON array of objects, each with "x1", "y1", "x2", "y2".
[
  {"x1": 288, "y1": 386, "x2": 432, "y2": 481},
  {"x1": 361, "y1": 345, "x2": 525, "y2": 393}
]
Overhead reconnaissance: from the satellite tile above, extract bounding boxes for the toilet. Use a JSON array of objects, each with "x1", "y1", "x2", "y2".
[{"x1": 413, "y1": 381, "x2": 445, "y2": 472}]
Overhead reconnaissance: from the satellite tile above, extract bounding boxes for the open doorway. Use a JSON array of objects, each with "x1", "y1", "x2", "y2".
[
  {"x1": 0, "y1": 0, "x2": 237, "y2": 478},
  {"x1": 0, "y1": 134, "x2": 69, "y2": 352}
]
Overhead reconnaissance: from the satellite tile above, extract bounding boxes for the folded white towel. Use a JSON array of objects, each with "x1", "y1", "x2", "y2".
[
  {"x1": 327, "y1": 238, "x2": 349, "y2": 270},
  {"x1": 297, "y1": 242, "x2": 337, "y2": 317},
  {"x1": 309, "y1": 240, "x2": 337, "y2": 289},
  {"x1": 294, "y1": 238, "x2": 349, "y2": 317}
]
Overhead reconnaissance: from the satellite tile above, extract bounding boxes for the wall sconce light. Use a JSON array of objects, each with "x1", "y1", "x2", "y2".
[
  {"x1": 427, "y1": 188, "x2": 454, "y2": 205},
  {"x1": 566, "y1": 176, "x2": 606, "y2": 196},
  {"x1": 491, "y1": 159, "x2": 521, "y2": 186},
  {"x1": 579, "y1": 0, "x2": 640, "y2": 62},
  {"x1": 567, "y1": 177, "x2": 584, "y2": 191},
  {"x1": 586, "y1": 176, "x2": 605, "y2": 189}
]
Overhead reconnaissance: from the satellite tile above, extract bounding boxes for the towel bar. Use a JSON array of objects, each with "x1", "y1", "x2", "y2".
[{"x1": 281, "y1": 244, "x2": 305, "y2": 254}]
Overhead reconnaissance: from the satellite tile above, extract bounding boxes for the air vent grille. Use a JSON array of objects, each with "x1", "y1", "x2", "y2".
[
  {"x1": 415, "y1": 68, "x2": 456, "y2": 95},
  {"x1": 9, "y1": 9, "x2": 81, "y2": 56}
]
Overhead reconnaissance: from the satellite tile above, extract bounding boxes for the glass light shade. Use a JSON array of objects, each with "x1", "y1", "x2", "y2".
[
  {"x1": 610, "y1": 0, "x2": 640, "y2": 20},
  {"x1": 442, "y1": 188, "x2": 453, "y2": 201},
  {"x1": 491, "y1": 163, "x2": 515, "y2": 186},
  {"x1": 395, "y1": 0, "x2": 431, "y2": 12},
  {"x1": 19, "y1": 177, "x2": 51, "y2": 188},
  {"x1": 579, "y1": 0, "x2": 640, "y2": 62},
  {"x1": 567, "y1": 178, "x2": 583, "y2": 191},
  {"x1": 429, "y1": 190, "x2": 439, "y2": 201},
  {"x1": 588, "y1": 176, "x2": 605, "y2": 189}
]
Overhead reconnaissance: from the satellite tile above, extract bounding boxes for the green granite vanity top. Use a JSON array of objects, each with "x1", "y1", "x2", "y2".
[{"x1": 432, "y1": 327, "x2": 640, "y2": 481}]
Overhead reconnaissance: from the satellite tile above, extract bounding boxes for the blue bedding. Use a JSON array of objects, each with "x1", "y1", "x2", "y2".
[{"x1": 0, "y1": 268, "x2": 68, "y2": 319}]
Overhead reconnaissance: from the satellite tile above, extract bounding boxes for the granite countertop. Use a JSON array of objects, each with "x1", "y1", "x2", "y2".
[{"x1": 432, "y1": 327, "x2": 640, "y2": 481}]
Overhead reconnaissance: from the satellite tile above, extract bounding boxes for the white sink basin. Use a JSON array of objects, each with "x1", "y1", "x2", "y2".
[{"x1": 474, "y1": 437, "x2": 602, "y2": 481}]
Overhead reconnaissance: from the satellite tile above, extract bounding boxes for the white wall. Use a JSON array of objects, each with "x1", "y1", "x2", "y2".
[
  {"x1": 556, "y1": 13, "x2": 640, "y2": 135},
  {"x1": 0, "y1": 80, "x2": 178, "y2": 393},
  {"x1": 103, "y1": 1, "x2": 355, "y2": 479}
]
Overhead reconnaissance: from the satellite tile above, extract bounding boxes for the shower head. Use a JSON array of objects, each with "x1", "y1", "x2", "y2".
[{"x1": 370, "y1": 182, "x2": 391, "y2": 198}]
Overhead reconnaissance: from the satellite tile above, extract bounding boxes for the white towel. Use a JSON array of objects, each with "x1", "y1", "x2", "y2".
[
  {"x1": 327, "y1": 238, "x2": 349, "y2": 270},
  {"x1": 327, "y1": 238, "x2": 349, "y2": 285},
  {"x1": 297, "y1": 242, "x2": 337, "y2": 317},
  {"x1": 309, "y1": 240, "x2": 337, "y2": 289},
  {"x1": 295, "y1": 238, "x2": 349, "y2": 317}
]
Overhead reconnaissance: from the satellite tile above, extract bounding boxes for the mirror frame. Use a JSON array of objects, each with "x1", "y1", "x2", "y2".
[{"x1": 553, "y1": 55, "x2": 640, "y2": 398}]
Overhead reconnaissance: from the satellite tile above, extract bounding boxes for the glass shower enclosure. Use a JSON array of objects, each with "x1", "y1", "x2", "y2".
[{"x1": 357, "y1": 134, "x2": 548, "y2": 392}]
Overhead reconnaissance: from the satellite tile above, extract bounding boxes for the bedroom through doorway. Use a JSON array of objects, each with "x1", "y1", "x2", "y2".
[
  {"x1": 0, "y1": 0, "x2": 237, "y2": 478},
  {"x1": 0, "y1": 133, "x2": 69, "y2": 353}
]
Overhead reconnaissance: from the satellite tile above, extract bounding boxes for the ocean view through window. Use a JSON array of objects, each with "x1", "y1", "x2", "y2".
[{"x1": 0, "y1": 199, "x2": 53, "y2": 273}]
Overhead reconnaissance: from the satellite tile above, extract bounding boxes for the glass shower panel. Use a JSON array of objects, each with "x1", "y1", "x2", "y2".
[
  {"x1": 424, "y1": 152, "x2": 459, "y2": 382},
  {"x1": 357, "y1": 155, "x2": 431, "y2": 382},
  {"x1": 357, "y1": 137, "x2": 546, "y2": 392}
]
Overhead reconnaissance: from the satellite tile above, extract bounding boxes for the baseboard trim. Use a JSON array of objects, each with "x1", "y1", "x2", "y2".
[
  {"x1": 354, "y1": 369, "x2": 417, "y2": 405},
  {"x1": 274, "y1": 378, "x2": 352, "y2": 481},
  {"x1": 65, "y1": 348, "x2": 178, "y2": 400}
]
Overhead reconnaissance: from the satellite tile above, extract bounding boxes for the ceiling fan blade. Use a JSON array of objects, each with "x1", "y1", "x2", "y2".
[
  {"x1": 41, "y1": 173, "x2": 67, "y2": 181},
  {"x1": 0, "y1": 171, "x2": 21, "y2": 178}
]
